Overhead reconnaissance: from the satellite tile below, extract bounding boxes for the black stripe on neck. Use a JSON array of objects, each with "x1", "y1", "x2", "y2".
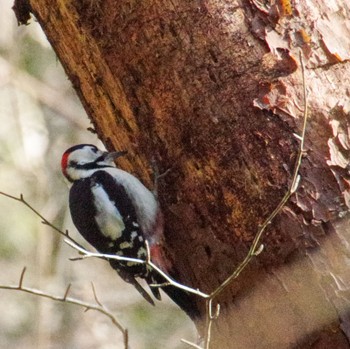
[{"x1": 74, "y1": 162, "x2": 114, "y2": 171}]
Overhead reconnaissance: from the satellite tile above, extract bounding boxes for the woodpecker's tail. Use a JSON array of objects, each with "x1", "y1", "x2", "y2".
[
  {"x1": 162, "y1": 284, "x2": 201, "y2": 320},
  {"x1": 147, "y1": 243, "x2": 201, "y2": 320},
  {"x1": 116, "y1": 267, "x2": 156, "y2": 306},
  {"x1": 131, "y1": 278, "x2": 156, "y2": 306},
  {"x1": 150, "y1": 272, "x2": 201, "y2": 320}
]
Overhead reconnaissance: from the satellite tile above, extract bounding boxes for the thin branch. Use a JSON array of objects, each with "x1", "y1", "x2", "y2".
[
  {"x1": 204, "y1": 299, "x2": 220, "y2": 349},
  {"x1": 0, "y1": 191, "x2": 84, "y2": 249},
  {"x1": 63, "y1": 283, "x2": 71, "y2": 301},
  {"x1": 147, "y1": 260, "x2": 208, "y2": 297},
  {"x1": 65, "y1": 238, "x2": 209, "y2": 299},
  {"x1": 201, "y1": 51, "x2": 309, "y2": 349},
  {"x1": 145, "y1": 240, "x2": 152, "y2": 264},
  {"x1": 207, "y1": 187, "x2": 294, "y2": 299},
  {"x1": 19, "y1": 266, "x2": 26, "y2": 288},
  {"x1": 91, "y1": 282, "x2": 103, "y2": 307},
  {"x1": 181, "y1": 338, "x2": 203, "y2": 349},
  {"x1": 208, "y1": 51, "x2": 308, "y2": 301},
  {"x1": 0, "y1": 189, "x2": 208, "y2": 299},
  {"x1": 0, "y1": 269, "x2": 128, "y2": 348},
  {"x1": 65, "y1": 238, "x2": 148, "y2": 264}
]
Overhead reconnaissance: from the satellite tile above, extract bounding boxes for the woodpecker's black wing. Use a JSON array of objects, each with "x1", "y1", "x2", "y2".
[
  {"x1": 69, "y1": 170, "x2": 155, "y2": 305},
  {"x1": 69, "y1": 176, "x2": 112, "y2": 252}
]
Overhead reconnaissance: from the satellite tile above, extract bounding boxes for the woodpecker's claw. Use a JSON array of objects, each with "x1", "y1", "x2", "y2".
[{"x1": 151, "y1": 159, "x2": 171, "y2": 197}]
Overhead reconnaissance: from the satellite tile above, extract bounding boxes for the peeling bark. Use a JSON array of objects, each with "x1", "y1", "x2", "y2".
[{"x1": 13, "y1": 0, "x2": 350, "y2": 347}]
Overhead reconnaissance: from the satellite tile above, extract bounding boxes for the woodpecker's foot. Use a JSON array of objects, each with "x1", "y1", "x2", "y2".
[{"x1": 151, "y1": 159, "x2": 171, "y2": 197}]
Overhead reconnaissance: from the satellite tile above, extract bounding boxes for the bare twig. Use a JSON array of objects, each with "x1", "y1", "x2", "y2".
[
  {"x1": 91, "y1": 282, "x2": 103, "y2": 307},
  {"x1": 63, "y1": 283, "x2": 71, "y2": 301},
  {"x1": 19, "y1": 266, "x2": 26, "y2": 288},
  {"x1": 200, "y1": 51, "x2": 309, "y2": 349},
  {"x1": 0, "y1": 190, "x2": 208, "y2": 297},
  {"x1": 0, "y1": 269, "x2": 128, "y2": 348},
  {"x1": 181, "y1": 338, "x2": 203, "y2": 349},
  {"x1": 0, "y1": 191, "x2": 84, "y2": 249},
  {"x1": 204, "y1": 299, "x2": 220, "y2": 349},
  {"x1": 145, "y1": 239, "x2": 152, "y2": 264},
  {"x1": 65, "y1": 238, "x2": 209, "y2": 299},
  {"x1": 208, "y1": 52, "x2": 308, "y2": 300}
]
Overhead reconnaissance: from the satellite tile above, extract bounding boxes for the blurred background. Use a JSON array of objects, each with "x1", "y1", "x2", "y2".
[{"x1": 0, "y1": 1, "x2": 196, "y2": 348}]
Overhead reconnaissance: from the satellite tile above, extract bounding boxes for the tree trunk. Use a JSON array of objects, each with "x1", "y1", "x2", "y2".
[{"x1": 14, "y1": 0, "x2": 350, "y2": 348}]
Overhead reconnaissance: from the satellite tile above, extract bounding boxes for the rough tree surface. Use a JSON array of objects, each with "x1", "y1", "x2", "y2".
[{"x1": 13, "y1": 0, "x2": 350, "y2": 348}]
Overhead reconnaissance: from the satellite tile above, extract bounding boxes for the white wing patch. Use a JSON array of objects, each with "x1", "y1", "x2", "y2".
[{"x1": 92, "y1": 183, "x2": 124, "y2": 240}]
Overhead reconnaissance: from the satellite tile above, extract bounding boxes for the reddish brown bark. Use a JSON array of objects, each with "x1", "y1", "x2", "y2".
[{"x1": 14, "y1": 0, "x2": 350, "y2": 348}]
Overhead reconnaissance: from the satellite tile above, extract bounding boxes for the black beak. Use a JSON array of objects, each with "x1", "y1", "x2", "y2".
[{"x1": 103, "y1": 150, "x2": 128, "y2": 162}]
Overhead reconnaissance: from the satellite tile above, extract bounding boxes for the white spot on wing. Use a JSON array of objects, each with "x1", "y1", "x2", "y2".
[
  {"x1": 119, "y1": 241, "x2": 132, "y2": 249},
  {"x1": 137, "y1": 247, "x2": 146, "y2": 258},
  {"x1": 130, "y1": 231, "x2": 138, "y2": 240}
]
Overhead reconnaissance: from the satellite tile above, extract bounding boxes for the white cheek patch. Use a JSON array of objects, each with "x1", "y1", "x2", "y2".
[
  {"x1": 92, "y1": 183, "x2": 124, "y2": 240},
  {"x1": 69, "y1": 147, "x2": 100, "y2": 164}
]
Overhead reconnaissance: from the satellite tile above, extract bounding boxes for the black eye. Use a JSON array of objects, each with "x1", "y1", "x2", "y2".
[{"x1": 91, "y1": 147, "x2": 98, "y2": 153}]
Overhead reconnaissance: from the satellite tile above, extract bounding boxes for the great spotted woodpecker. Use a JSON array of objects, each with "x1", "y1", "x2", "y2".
[{"x1": 61, "y1": 144, "x2": 199, "y2": 318}]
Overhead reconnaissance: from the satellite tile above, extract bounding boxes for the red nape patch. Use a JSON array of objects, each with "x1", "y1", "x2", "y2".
[{"x1": 61, "y1": 152, "x2": 70, "y2": 177}]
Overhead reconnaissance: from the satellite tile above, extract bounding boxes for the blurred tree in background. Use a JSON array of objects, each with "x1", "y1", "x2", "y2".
[{"x1": 0, "y1": 1, "x2": 195, "y2": 348}]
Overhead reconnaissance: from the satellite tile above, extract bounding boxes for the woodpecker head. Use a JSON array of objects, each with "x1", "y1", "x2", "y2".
[{"x1": 61, "y1": 144, "x2": 127, "y2": 182}]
